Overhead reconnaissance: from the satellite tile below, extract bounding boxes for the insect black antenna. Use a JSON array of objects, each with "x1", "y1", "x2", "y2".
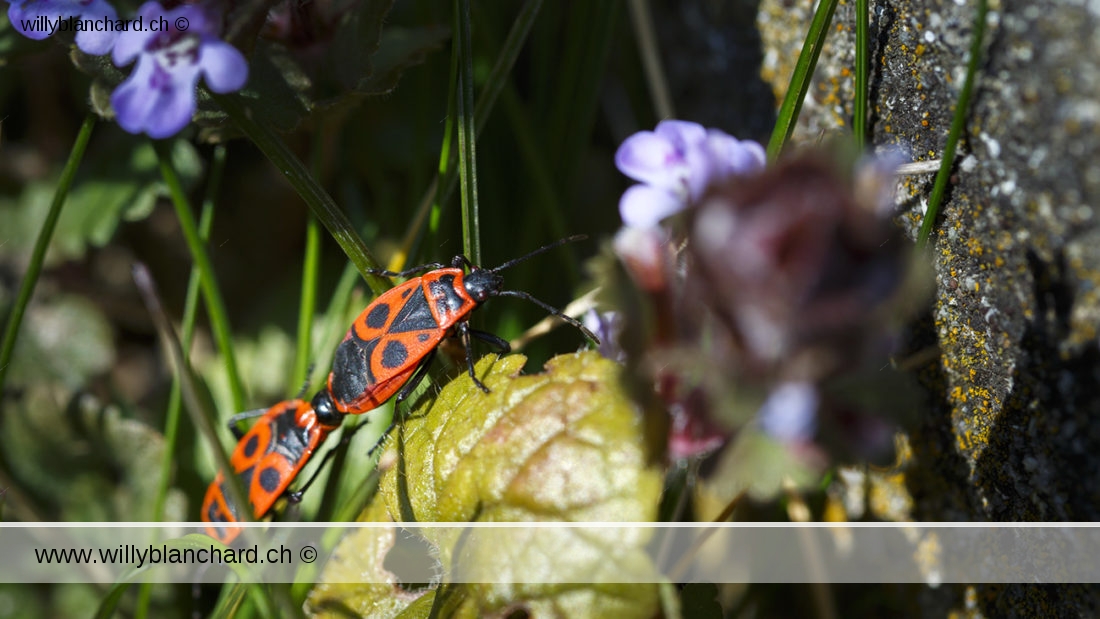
[
  {"x1": 490, "y1": 235, "x2": 588, "y2": 273},
  {"x1": 496, "y1": 289, "x2": 600, "y2": 345}
]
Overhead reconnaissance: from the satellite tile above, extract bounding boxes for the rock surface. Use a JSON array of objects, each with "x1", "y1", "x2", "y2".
[{"x1": 754, "y1": 0, "x2": 1100, "y2": 615}]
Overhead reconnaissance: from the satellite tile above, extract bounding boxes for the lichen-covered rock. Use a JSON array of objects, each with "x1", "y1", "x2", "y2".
[{"x1": 758, "y1": 0, "x2": 1100, "y2": 615}]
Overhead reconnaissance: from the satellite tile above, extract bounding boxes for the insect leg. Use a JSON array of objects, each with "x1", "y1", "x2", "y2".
[
  {"x1": 225, "y1": 407, "x2": 268, "y2": 440},
  {"x1": 456, "y1": 321, "x2": 491, "y2": 393},
  {"x1": 468, "y1": 328, "x2": 511, "y2": 354},
  {"x1": 496, "y1": 290, "x2": 601, "y2": 345},
  {"x1": 337, "y1": 352, "x2": 436, "y2": 464},
  {"x1": 366, "y1": 263, "x2": 447, "y2": 279},
  {"x1": 395, "y1": 349, "x2": 437, "y2": 404}
]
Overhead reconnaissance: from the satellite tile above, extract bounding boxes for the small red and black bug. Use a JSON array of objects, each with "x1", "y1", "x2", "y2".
[
  {"x1": 327, "y1": 235, "x2": 600, "y2": 414},
  {"x1": 201, "y1": 389, "x2": 343, "y2": 544}
]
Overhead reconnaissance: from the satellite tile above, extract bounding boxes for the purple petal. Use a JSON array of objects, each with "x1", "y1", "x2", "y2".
[
  {"x1": 133, "y1": 0, "x2": 164, "y2": 22},
  {"x1": 111, "y1": 58, "x2": 200, "y2": 138},
  {"x1": 197, "y1": 40, "x2": 248, "y2": 93},
  {"x1": 73, "y1": 0, "x2": 118, "y2": 54},
  {"x1": 758, "y1": 382, "x2": 819, "y2": 444},
  {"x1": 144, "y1": 66, "x2": 201, "y2": 138},
  {"x1": 7, "y1": 0, "x2": 58, "y2": 40},
  {"x1": 614, "y1": 131, "x2": 687, "y2": 189},
  {"x1": 111, "y1": 59, "x2": 160, "y2": 134},
  {"x1": 619, "y1": 184, "x2": 686, "y2": 229},
  {"x1": 583, "y1": 310, "x2": 625, "y2": 363},
  {"x1": 684, "y1": 131, "x2": 766, "y2": 200},
  {"x1": 653, "y1": 119, "x2": 706, "y2": 148},
  {"x1": 705, "y1": 131, "x2": 766, "y2": 175},
  {"x1": 111, "y1": 19, "x2": 152, "y2": 65}
]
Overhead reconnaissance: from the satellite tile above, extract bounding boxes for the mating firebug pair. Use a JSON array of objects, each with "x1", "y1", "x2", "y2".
[{"x1": 201, "y1": 236, "x2": 598, "y2": 543}]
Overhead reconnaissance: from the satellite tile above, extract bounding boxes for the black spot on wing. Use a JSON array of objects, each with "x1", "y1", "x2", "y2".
[
  {"x1": 242, "y1": 434, "x2": 260, "y2": 459},
  {"x1": 258, "y1": 466, "x2": 282, "y2": 494},
  {"x1": 418, "y1": 333, "x2": 430, "y2": 342},
  {"x1": 380, "y1": 340, "x2": 408, "y2": 369},
  {"x1": 388, "y1": 287, "x2": 438, "y2": 333},
  {"x1": 206, "y1": 490, "x2": 228, "y2": 523},
  {"x1": 365, "y1": 303, "x2": 390, "y2": 329},
  {"x1": 331, "y1": 335, "x2": 380, "y2": 404}
]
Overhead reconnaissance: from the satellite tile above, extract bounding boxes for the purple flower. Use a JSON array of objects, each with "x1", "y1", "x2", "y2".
[
  {"x1": 757, "y1": 382, "x2": 818, "y2": 444},
  {"x1": 111, "y1": 2, "x2": 247, "y2": 139},
  {"x1": 614, "y1": 120, "x2": 765, "y2": 228},
  {"x1": 6, "y1": 0, "x2": 119, "y2": 54},
  {"x1": 583, "y1": 309, "x2": 626, "y2": 363}
]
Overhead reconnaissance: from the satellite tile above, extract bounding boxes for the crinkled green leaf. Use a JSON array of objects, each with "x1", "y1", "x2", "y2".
[
  {"x1": 205, "y1": 40, "x2": 314, "y2": 136},
  {"x1": 355, "y1": 26, "x2": 450, "y2": 97},
  {"x1": 0, "y1": 139, "x2": 201, "y2": 265},
  {"x1": 4, "y1": 294, "x2": 114, "y2": 388},
  {"x1": 323, "y1": 0, "x2": 393, "y2": 95},
  {"x1": 1, "y1": 386, "x2": 186, "y2": 522},
  {"x1": 308, "y1": 351, "x2": 661, "y2": 619}
]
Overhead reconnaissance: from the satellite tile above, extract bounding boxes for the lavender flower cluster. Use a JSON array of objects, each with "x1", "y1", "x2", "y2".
[
  {"x1": 6, "y1": 0, "x2": 248, "y2": 137},
  {"x1": 599, "y1": 120, "x2": 909, "y2": 467}
]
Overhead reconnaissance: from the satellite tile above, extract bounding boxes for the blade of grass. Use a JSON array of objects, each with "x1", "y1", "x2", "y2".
[
  {"x1": 854, "y1": 0, "x2": 869, "y2": 146},
  {"x1": 766, "y1": 0, "x2": 840, "y2": 161},
  {"x1": 293, "y1": 215, "x2": 321, "y2": 392},
  {"x1": 135, "y1": 144, "x2": 227, "y2": 619},
  {"x1": 0, "y1": 113, "x2": 95, "y2": 405},
  {"x1": 917, "y1": 0, "x2": 988, "y2": 247},
  {"x1": 154, "y1": 141, "x2": 247, "y2": 413},
  {"x1": 133, "y1": 264, "x2": 287, "y2": 617},
  {"x1": 291, "y1": 133, "x2": 326, "y2": 393},
  {"x1": 455, "y1": 0, "x2": 481, "y2": 263},
  {"x1": 426, "y1": 33, "x2": 461, "y2": 260},
  {"x1": 131, "y1": 264, "x2": 250, "y2": 529},
  {"x1": 212, "y1": 93, "x2": 387, "y2": 294},
  {"x1": 627, "y1": 0, "x2": 673, "y2": 119},
  {"x1": 551, "y1": 2, "x2": 618, "y2": 191},
  {"x1": 396, "y1": 0, "x2": 544, "y2": 269}
]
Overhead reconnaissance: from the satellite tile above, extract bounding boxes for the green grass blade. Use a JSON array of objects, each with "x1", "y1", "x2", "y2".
[
  {"x1": 154, "y1": 141, "x2": 247, "y2": 413},
  {"x1": 627, "y1": 0, "x2": 673, "y2": 118},
  {"x1": 397, "y1": 0, "x2": 543, "y2": 268},
  {"x1": 854, "y1": 0, "x2": 869, "y2": 145},
  {"x1": 292, "y1": 215, "x2": 321, "y2": 393},
  {"x1": 0, "y1": 113, "x2": 96, "y2": 404},
  {"x1": 212, "y1": 93, "x2": 387, "y2": 294},
  {"x1": 550, "y1": 2, "x2": 617, "y2": 191},
  {"x1": 131, "y1": 264, "x2": 250, "y2": 529},
  {"x1": 455, "y1": 0, "x2": 481, "y2": 263},
  {"x1": 917, "y1": 0, "x2": 988, "y2": 247},
  {"x1": 766, "y1": 0, "x2": 839, "y2": 161},
  {"x1": 292, "y1": 135, "x2": 326, "y2": 393},
  {"x1": 135, "y1": 144, "x2": 227, "y2": 619}
]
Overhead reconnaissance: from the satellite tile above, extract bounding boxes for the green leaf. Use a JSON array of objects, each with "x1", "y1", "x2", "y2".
[
  {"x1": 1, "y1": 385, "x2": 186, "y2": 522},
  {"x1": 308, "y1": 351, "x2": 661, "y2": 619},
  {"x1": 357, "y1": 27, "x2": 451, "y2": 97},
  {"x1": 217, "y1": 40, "x2": 313, "y2": 134},
  {"x1": 0, "y1": 139, "x2": 201, "y2": 265},
  {"x1": 4, "y1": 294, "x2": 114, "y2": 388},
  {"x1": 323, "y1": 0, "x2": 394, "y2": 94}
]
